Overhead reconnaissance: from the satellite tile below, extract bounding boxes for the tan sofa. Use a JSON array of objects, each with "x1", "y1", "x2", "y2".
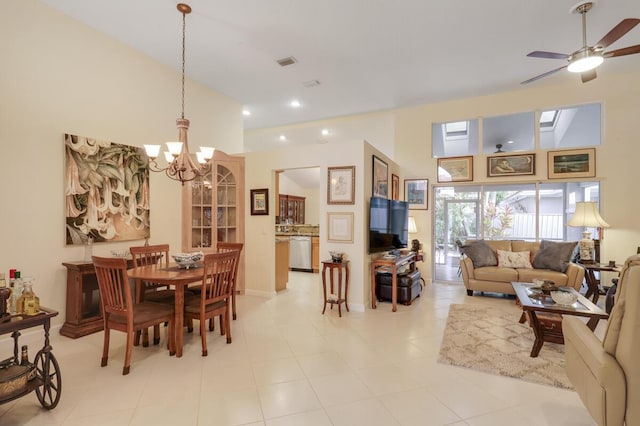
[
  {"x1": 564, "y1": 254, "x2": 640, "y2": 426},
  {"x1": 460, "y1": 240, "x2": 585, "y2": 296}
]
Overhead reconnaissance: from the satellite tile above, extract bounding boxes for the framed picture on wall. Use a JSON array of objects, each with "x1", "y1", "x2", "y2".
[
  {"x1": 487, "y1": 153, "x2": 535, "y2": 177},
  {"x1": 391, "y1": 174, "x2": 400, "y2": 200},
  {"x1": 372, "y1": 155, "x2": 388, "y2": 198},
  {"x1": 327, "y1": 166, "x2": 355, "y2": 204},
  {"x1": 437, "y1": 156, "x2": 473, "y2": 182},
  {"x1": 327, "y1": 212, "x2": 354, "y2": 243},
  {"x1": 547, "y1": 148, "x2": 596, "y2": 179},
  {"x1": 250, "y1": 188, "x2": 269, "y2": 215},
  {"x1": 404, "y1": 179, "x2": 428, "y2": 210}
]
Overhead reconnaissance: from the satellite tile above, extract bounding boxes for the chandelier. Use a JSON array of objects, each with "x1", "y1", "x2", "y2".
[{"x1": 144, "y1": 3, "x2": 214, "y2": 185}]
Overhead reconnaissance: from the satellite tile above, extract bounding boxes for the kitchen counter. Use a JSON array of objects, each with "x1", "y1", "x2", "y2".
[{"x1": 276, "y1": 233, "x2": 319, "y2": 237}]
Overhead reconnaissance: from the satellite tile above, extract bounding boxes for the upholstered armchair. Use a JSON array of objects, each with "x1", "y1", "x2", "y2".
[{"x1": 563, "y1": 254, "x2": 640, "y2": 426}]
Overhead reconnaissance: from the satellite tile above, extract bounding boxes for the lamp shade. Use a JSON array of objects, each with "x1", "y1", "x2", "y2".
[
  {"x1": 408, "y1": 217, "x2": 418, "y2": 234},
  {"x1": 567, "y1": 202, "x2": 610, "y2": 228}
]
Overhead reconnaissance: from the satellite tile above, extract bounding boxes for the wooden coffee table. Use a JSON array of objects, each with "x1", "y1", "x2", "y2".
[{"x1": 512, "y1": 282, "x2": 608, "y2": 357}]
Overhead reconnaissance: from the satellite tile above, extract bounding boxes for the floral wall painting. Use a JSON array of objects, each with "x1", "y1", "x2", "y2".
[
  {"x1": 65, "y1": 133, "x2": 150, "y2": 245},
  {"x1": 372, "y1": 155, "x2": 388, "y2": 198}
]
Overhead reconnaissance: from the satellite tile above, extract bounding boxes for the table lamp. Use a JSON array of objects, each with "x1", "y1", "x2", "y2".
[
  {"x1": 567, "y1": 201, "x2": 609, "y2": 263},
  {"x1": 408, "y1": 217, "x2": 421, "y2": 252}
]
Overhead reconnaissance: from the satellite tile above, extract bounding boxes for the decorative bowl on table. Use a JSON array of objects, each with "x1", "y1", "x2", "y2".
[
  {"x1": 550, "y1": 290, "x2": 579, "y2": 306},
  {"x1": 329, "y1": 251, "x2": 344, "y2": 263},
  {"x1": 172, "y1": 252, "x2": 204, "y2": 269},
  {"x1": 111, "y1": 250, "x2": 131, "y2": 259}
]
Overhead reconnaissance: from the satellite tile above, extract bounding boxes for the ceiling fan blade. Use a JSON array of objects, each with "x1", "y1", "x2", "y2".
[
  {"x1": 581, "y1": 69, "x2": 597, "y2": 83},
  {"x1": 603, "y1": 44, "x2": 640, "y2": 58},
  {"x1": 595, "y1": 18, "x2": 640, "y2": 49},
  {"x1": 526, "y1": 51, "x2": 569, "y2": 60},
  {"x1": 520, "y1": 65, "x2": 567, "y2": 85}
]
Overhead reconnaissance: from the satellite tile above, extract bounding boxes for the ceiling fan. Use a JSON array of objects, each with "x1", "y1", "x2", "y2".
[{"x1": 521, "y1": 1, "x2": 640, "y2": 85}]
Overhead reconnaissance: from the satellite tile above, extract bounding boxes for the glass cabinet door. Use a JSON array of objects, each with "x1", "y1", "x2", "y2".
[
  {"x1": 190, "y1": 174, "x2": 213, "y2": 248},
  {"x1": 216, "y1": 165, "x2": 237, "y2": 242}
]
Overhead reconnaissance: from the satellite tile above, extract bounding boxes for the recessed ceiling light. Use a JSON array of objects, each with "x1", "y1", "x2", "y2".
[
  {"x1": 279, "y1": 135, "x2": 286, "y2": 141},
  {"x1": 290, "y1": 99, "x2": 301, "y2": 108},
  {"x1": 507, "y1": 140, "x2": 514, "y2": 144},
  {"x1": 242, "y1": 109, "x2": 251, "y2": 116},
  {"x1": 321, "y1": 129, "x2": 329, "y2": 136}
]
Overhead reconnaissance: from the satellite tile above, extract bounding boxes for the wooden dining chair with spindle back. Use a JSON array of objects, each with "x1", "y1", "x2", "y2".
[
  {"x1": 184, "y1": 251, "x2": 236, "y2": 356},
  {"x1": 92, "y1": 256, "x2": 175, "y2": 375},
  {"x1": 216, "y1": 242, "x2": 243, "y2": 320},
  {"x1": 129, "y1": 244, "x2": 173, "y2": 346}
]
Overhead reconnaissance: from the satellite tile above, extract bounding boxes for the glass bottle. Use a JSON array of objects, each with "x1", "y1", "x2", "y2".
[
  {"x1": 20, "y1": 345, "x2": 29, "y2": 366},
  {"x1": 18, "y1": 279, "x2": 40, "y2": 315},
  {"x1": 9, "y1": 271, "x2": 23, "y2": 314}
]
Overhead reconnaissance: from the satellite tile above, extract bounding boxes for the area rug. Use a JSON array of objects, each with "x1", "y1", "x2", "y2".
[{"x1": 437, "y1": 303, "x2": 572, "y2": 389}]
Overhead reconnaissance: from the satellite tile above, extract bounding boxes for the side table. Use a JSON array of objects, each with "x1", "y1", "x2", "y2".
[
  {"x1": 321, "y1": 260, "x2": 349, "y2": 317},
  {"x1": 579, "y1": 262, "x2": 621, "y2": 304}
]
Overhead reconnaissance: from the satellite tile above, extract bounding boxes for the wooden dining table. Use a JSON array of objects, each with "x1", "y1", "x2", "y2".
[{"x1": 128, "y1": 263, "x2": 204, "y2": 357}]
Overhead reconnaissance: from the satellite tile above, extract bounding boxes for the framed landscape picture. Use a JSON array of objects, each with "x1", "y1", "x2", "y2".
[
  {"x1": 547, "y1": 148, "x2": 596, "y2": 179},
  {"x1": 404, "y1": 179, "x2": 428, "y2": 210},
  {"x1": 327, "y1": 166, "x2": 355, "y2": 204},
  {"x1": 437, "y1": 156, "x2": 473, "y2": 182},
  {"x1": 372, "y1": 155, "x2": 388, "y2": 198},
  {"x1": 487, "y1": 153, "x2": 535, "y2": 177}
]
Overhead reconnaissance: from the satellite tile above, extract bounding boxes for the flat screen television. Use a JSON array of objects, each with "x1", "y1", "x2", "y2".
[{"x1": 368, "y1": 197, "x2": 409, "y2": 253}]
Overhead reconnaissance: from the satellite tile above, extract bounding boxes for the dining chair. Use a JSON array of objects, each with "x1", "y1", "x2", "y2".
[
  {"x1": 130, "y1": 244, "x2": 173, "y2": 347},
  {"x1": 92, "y1": 256, "x2": 175, "y2": 375},
  {"x1": 184, "y1": 251, "x2": 236, "y2": 356},
  {"x1": 216, "y1": 242, "x2": 243, "y2": 320}
]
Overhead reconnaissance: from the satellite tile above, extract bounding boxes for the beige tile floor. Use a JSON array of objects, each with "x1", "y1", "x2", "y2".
[{"x1": 0, "y1": 272, "x2": 598, "y2": 425}]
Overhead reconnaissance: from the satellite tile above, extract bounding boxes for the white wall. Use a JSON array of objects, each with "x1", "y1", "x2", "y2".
[{"x1": 0, "y1": 0, "x2": 243, "y2": 326}]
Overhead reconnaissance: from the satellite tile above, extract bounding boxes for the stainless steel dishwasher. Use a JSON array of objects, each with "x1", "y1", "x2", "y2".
[{"x1": 289, "y1": 236, "x2": 312, "y2": 271}]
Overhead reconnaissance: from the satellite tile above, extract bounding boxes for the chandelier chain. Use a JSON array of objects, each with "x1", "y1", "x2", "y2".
[{"x1": 181, "y1": 9, "x2": 186, "y2": 119}]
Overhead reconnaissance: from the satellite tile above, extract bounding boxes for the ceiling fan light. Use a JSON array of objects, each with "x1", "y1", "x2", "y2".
[{"x1": 568, "y1": 55, "x2": 603, "y2": 73}]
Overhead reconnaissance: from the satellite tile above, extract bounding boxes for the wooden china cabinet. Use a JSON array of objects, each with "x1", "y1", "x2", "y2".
[
  {"x1": 277, "y1": 194, "x2": 305, "y2": 224},
  {"x1": 182, "y1": 150, "x2": 245, "y2": 293}
]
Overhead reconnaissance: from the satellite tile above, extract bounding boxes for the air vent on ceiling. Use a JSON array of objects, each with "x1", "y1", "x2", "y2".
[
  {"x1": 302, "y1": 80, "x2": 321, "y2": 88},
  {"x1": 276, "y1": 56, "x2": 297, "y2": 67}
]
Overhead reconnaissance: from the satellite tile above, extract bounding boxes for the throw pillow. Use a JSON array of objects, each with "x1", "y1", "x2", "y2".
[
  {"x1": 532, "y1": 240, "x2": 578, "y2": 272},
  {"x1": 497, "y1": 250, "x2": 533, "y2": 269},
  {"x1": 461, "y1": 240, "x2": 497, "y2": 268}
]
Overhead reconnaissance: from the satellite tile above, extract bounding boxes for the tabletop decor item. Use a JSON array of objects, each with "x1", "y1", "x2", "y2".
[
  {"x1": 329, "y1": 251, "x2": 344, "y2": 262},
  {"x1": 550, "y1": 290, "x2": 579, "y2": 306},
  {"x1": 172, "y1": 252, "x2": 203, "y2": 269}
]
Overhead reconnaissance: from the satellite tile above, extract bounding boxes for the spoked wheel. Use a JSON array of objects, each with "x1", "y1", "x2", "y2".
[{"x1": 34, "y1": 350, "x2": 62, "y2": 409}]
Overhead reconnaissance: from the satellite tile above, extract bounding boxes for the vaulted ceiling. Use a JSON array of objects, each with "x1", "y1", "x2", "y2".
[{"x1": 42, "y1": 0, "x2": 640, "y2": 152}]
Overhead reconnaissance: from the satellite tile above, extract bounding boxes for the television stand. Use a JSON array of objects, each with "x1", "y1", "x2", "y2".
[{"x1": 370, "y1": 252, "x2": 417, "y2": 312}]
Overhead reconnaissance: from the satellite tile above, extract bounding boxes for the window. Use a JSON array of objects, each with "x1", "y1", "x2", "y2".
[
  {"x1": 539, "y1": 103, "x2": 601, "y2": 149},
  {"x1": 482, "y1": 111, "x2": 535, "y2": 154},
  {"x1": 432, "y1": 119, "x2": 479, "y2": 158}
]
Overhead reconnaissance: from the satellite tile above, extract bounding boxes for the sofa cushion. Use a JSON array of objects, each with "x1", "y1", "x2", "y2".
[
  {"x1": 497, "y1": 250, "x2": 533, "y2": 269},
  {"x1": 511, "y1": 241, "x2": 541, "y2": 258},
  {"x1": 532, "y1": 240, "x2": 578, "y2": 273},
  {"x1": 462, "y1": 240, "x2": 497, "y2": 268},
  {"x1": 474, "y1": 266, "x2": 518, "y2": 282}
]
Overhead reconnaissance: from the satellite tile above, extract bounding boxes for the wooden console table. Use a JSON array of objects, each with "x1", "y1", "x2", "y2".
[
  {"x1": 60, "y1": 260, "x2": 133, "y2": 338},
  {"x1": 371, "y1": 252, "x2": 416, "y2": 312}
]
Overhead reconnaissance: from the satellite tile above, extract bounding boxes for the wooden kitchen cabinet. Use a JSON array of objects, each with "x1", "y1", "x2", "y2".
[
  {"x1": 312, "y1": 236, "x2": 320, "y2": 272},
  {"x1": 277, "y1": 194, "x2": 305, "y2": 224},
  {"x1": 275, "y1": 237, "x2": 290, "y2": 291},
  {"x1": 182, "y1": 150, "x2": 245, "y2": 292}
]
